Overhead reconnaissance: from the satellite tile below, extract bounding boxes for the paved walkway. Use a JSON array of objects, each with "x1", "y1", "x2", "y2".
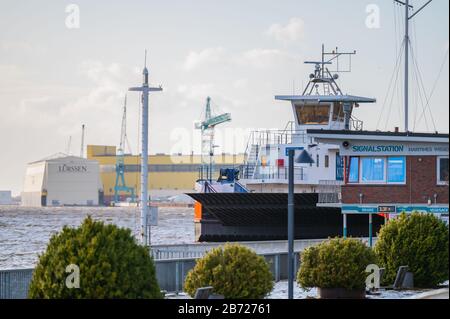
[{"x1": 408, "y1": 288, "x2": 449, "y2": 299}]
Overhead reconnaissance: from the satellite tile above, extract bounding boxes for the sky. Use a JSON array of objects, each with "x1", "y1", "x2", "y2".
[{"x1": 0, "y1": 0, "x2": 449, "y2": 195}]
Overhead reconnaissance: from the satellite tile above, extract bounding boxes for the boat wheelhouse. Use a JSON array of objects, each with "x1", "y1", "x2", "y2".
[{"x1": 239, "y1": 46, "x2": 376, "y2": 193}]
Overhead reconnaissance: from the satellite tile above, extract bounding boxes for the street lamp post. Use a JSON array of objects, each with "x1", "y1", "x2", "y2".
[
  {"x1": 287, "y1": 148, "x2": 315, "y2": 299},
  {"x1": 287, "y1": 149, "x2": 295, "y2": 300}
]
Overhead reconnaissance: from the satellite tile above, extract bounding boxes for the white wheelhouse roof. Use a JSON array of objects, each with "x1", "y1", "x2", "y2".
[{"x1": 275, "y1": 95, "x2": 376, "y2": 103}]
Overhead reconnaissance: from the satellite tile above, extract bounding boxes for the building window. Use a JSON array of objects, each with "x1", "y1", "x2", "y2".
[
  {"x1": 361, "y1": 157, "x2": 385, "y2": 183},
  {"x1": 325, "y1": 155, "x2": 329, "y2": 168},
  {"x1": 316, "y1": 154, "x2": 320, "y2": 167},
  {"x1": 348, "y1": 157, "x2": 359, "y2": 183},
  {"x1": 387, "y1": 157, "x2": 406, "y2": 183},
  {"x1": 347, "y1": 156, "x2": 407, "y2": 184},
  {"x1": 336, "y1": 153, "x2": 344, "y2": 181},
  {"x1": 437, "y1": 156, "x2": 449, "y2": 185}
]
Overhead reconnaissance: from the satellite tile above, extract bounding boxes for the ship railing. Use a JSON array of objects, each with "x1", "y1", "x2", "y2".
[
  {"x1": 317, "y1": 180, "x2": 343, "y2": 204},
  {"x1": 252, "y1": 166, "x2": 307, "y2": 182},
  {"x1": 247, "y1": 129, "x2": 308, "y2": 147},
  {"x1": 241, "y1": 122, "x2": 309, "y2": 179},
  {"x1": 350, "y1": 116, "x2": 364, "y2": 131}
]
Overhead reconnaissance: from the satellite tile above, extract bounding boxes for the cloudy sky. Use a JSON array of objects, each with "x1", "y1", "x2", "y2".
[{"x1": 1, "y1": 0, "x2": 448, "y2": 195}]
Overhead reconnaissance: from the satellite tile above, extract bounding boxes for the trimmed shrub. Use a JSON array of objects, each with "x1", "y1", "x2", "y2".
[
  {"x1": 184, "y1": 243, "x2": 274, "y2": 299},
  {"x1": 374, "y1": 212, "x2": 449, "y2": 288},
  {"x1": 297, "y1": 237, "x2": 376, "y2": 290},
  {"x1": 28, "y1": 216, "x2": 162, "y2": 299}
]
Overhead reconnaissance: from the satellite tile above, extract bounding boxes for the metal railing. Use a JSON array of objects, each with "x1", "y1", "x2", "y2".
[
  {"x1": 246, "y1": 130, "x2": 308, "y2": 148},
  {"x1": 0, "y1": 268, "x2": 33, "y2": 299},
  {"x1": 2, "y1": 238, "x2": 380, "y2": 297},
  {"x1": 150, "y1": 239, "x2": 326, "y2": 260},
  {"x1": 317, "y1": 180, "x2": 343, "y2": 204},
  {"x1": 350, "y1": 116, "x2": 364, "y2": 131},
  {"x1": 241, "y1": 122, "x2": 312, "y2": 180},
  {"x1": 252, "y1": 166, "x2": 307, "y2": 182}
]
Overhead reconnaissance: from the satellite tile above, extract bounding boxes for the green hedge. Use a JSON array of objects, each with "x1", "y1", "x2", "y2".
[
  {"x1": 184, "y1": 243, "x2": 274, "y2": 299},
  {"x1": 28, "y1": 216, "x2": 162, "y2": 298},
  {"x1": 297, "y1": 237, "x2": 376, "y2": 290},
  {"x1": 374, "y1": 212, "x2": 449, "y2": 288}
]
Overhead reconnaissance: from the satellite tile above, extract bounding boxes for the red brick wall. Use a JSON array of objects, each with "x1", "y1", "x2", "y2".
[{"x1": 342, "y1": 156, "x2": 449, "y2": 204}]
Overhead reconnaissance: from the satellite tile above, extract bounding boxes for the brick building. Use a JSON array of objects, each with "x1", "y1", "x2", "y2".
[{"x1": 308, "y1": 129, "x2": 449, "y2": 242}]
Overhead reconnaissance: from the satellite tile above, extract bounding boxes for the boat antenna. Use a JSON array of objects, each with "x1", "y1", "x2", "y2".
[
  {"x1": 302, "y1": 44, "x2": 356, "y2": 96},
  {"x1": 144, "y1": 49, "x2": 147, "y2": 68},
  {"x1": 394, "y1": 0, "x2": 433, "y2": 132}
]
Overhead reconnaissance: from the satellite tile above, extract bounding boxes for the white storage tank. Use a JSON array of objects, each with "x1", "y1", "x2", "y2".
[{"x1": 21, "y1": 153, "x2": 103, "y2": 207}]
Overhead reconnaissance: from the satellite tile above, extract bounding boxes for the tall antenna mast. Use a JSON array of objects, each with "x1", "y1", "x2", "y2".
[
  {"x1": 129, "y1": 50, "x2": 163, "y2": 246},
  {"x1": 395, "y1": 0, "x2": 433, "y2": 132},
  {"x1": 144, "y1": 49, "x2": 147, "y2": 68},
  {"x1": 80, "y1": 124, "x2": 85, "y2": 157},
  {"x1": 303, "y1": 44, "x2": 356, "y2": 96}
]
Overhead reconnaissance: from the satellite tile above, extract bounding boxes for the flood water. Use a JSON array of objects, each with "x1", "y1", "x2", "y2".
[{"x1": 0, "y1": 206, "x2": 195, "y2": 269}]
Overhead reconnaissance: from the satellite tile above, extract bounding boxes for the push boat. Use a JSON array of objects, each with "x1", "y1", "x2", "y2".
[{"x1": 188, "y1": 46, "x2": 385, "y2": 242}]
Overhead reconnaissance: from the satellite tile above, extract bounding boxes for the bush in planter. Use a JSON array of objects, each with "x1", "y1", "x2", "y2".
[
  {"x1": 297, "y1": 238, "x2": 376, "y2": 293},
  {"x1": 374, "y1": 212, "x2": 449, "y2": 288},
  {"x1": 28, "y1": 216, "x2": 162, "y2": 299},
  {"x1": 184, "y1": 243, "x2": 273, "y2": 299}
]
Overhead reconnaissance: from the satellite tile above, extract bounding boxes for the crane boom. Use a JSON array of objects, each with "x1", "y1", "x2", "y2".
[
  {"x1": 195, "y1": 96, "x2": 231, "y2": 181},
  {"x1": 114, "y1": 94, "x2": 135, "y2": 203},
  {"x1": 80, "y1": 124, "x2": 85, "y2": 158},
  {"x1": 119, "y1": 95, "x2": 127, "y2": 153}
]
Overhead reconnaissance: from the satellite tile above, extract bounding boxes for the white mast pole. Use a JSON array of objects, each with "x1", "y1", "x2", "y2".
[
  {"x1": 404, "y1": 0, "x2": 409, "y2": 132},
  {"x1": 395, "y1": 0, "x2": 433, "y2": 132},
  {"x1": 129, "y1": 51, "x2": 162, "y2": 246}
]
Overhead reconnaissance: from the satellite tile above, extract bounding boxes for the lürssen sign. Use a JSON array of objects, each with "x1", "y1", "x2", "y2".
[
  {"x1": 58, "y1": 164, "x2": 88, "y2": 173},
  {"x1": 342, "y1": 142, "x2": 449, "y2": 156}
]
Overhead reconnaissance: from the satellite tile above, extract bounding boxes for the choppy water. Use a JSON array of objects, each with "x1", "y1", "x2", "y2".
[{"x1": 0, "y1": 206, "x2": 195, "y2": 269}]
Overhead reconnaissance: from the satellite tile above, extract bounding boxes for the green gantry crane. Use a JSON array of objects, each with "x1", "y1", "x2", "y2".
[
  {"x1": 195, "y1": 96, "x2": 231, "y2": 181},
  {"x1": 114, "y1": 95, "x2": 136, "y2": 203}
]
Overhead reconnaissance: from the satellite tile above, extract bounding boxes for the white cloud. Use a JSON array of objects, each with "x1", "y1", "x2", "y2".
[
  {"x1": 79, "y1": 61, "x2": 123, "y2": 85},
  {"x1": 266, "y1": 18, "x2": 305, "y2": 43},
  {"x1": 183, "y1": 47, "x2": 225, "y2": 71},
  {"x1": 0, "y1": 64, "x2": 23, "y2": 82},
  {"x1": 233, "y1": 78, "x2": 249, "y2": 89},
  {"x1": 0, "y1": 41, "x2": 47, "y2": 54},
  {"x1": 237, "y1": 49, "x2": 297, "y2": 69},
  {"x1": 182, "y1": 46, "x2": 298, "y2": 72},
  {"x1": 177, "y1": 83, "x2": 215, "y2": 100},
  {"x1": 2, "y1": 61, "x2": 135, "y2": 156}
]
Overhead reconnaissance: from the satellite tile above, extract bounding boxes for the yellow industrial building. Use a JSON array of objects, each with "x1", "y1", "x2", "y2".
[{"x1": 87, "y1": 145, "x2": 244, "y2": 203}]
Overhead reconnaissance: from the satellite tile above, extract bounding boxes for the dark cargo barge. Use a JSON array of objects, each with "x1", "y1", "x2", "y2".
[{"x1": 187, "y1": 193, "x2": 384, "y2": 242}]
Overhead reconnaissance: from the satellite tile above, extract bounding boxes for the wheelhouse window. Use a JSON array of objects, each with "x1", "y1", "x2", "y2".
[
  {"x1": 438, "y1": 156, "x2": 449, "y2": 185},
  {"x1": 332, "y1": 102, "x2": 345, "y2": 121},
  {"x1": 361, "y1": 157, "x2": 385, "y2": 183},
  {"x1": 295, "y1": 103, "x2": 330, "y2": 125}
]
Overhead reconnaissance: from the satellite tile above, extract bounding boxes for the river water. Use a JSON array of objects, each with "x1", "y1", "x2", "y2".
[
  {"x1": 0, "y1": 206, "x2": 195, "y2": 269},
  {"x1": 2, "y1": 205, "x2": 445, "y2": 299}
]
